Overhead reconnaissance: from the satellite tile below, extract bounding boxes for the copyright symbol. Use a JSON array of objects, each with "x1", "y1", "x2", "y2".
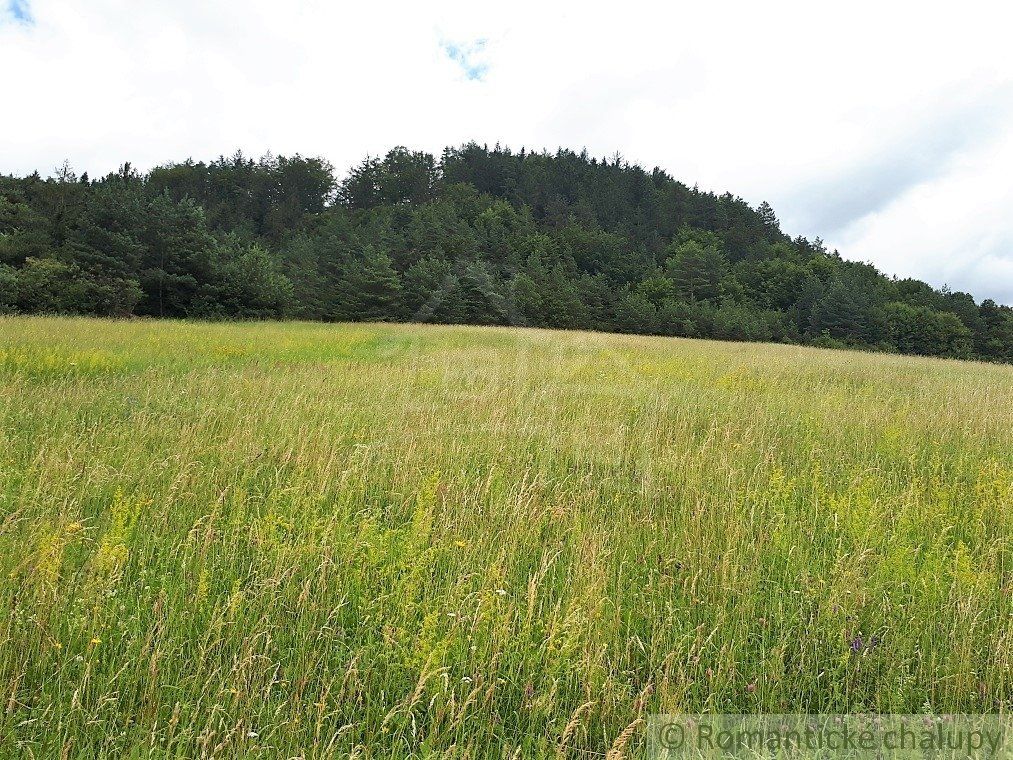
[{"x1": 660, "y1": 722, "x2": 685, "y2": 749}]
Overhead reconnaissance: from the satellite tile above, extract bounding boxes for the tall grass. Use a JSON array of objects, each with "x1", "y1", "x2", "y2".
[{"x1": 0, "y1": 316, "x2": 1010, "y2": 757}]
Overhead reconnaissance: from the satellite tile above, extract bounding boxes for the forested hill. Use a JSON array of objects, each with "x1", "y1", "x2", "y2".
[{"x1": 2, "y1": 144, "x2": 1012, "y2": 361}]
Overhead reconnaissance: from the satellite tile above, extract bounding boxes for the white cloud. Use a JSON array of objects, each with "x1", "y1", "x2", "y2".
[{"x1": 2, "y1": 0, "x2": 1013, "y2": 301}]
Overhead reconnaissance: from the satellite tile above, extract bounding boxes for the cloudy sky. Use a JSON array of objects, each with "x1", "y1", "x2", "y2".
[{"x1": 3, "y1": 0, "x2": 1013, "y2": 302}]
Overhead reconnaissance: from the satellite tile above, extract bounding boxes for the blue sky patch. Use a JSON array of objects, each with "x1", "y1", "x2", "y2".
[
  {"x1": 6, "y1": 0, "x2": 33, "y2": 24},
  {"x1": 441, "y1": 38, "x2": 488, "y2": 81}
]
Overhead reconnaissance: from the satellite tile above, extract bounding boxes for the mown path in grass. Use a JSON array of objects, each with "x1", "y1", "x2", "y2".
[{"x1": 1, "y1": 317, "x2": 1010, "y2": 757}]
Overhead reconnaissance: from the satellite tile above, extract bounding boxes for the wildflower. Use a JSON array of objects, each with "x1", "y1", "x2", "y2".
[
  {"x1": 247, "y1": 731, "x2": 259, "y2": 738},
  {"x1": 90, "y1": 637, "x2": 102, "y2": 645},
  {"x1": 454, "y1": 540, "x2": 468, "y2": 548},
  {"x1": 523, "y1": 682, "x2": 534, "y2": 702},
  {"x1": 849, "y1": 636, "x2": 863, "y2": 653},
  {"x1": 66, "y1": 522, "x2": 84, "y2": 534},
  {"x1": 494, "y1": 588, "x2": 507, "y2": 597},
  {"x1": 746, "y1": 682, "x2": 757, "y2": 693},
  {"x1": 52, "y1": 642, "x2": 62, "y2": 649},
  {"x1": 461, "y1": 676, "x2": 472, "y2": 684}
]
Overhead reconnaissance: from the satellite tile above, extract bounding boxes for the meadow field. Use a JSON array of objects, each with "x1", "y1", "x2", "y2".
[{"x1": 0, "y1": 316, "x2": 1010, "y2": 757}]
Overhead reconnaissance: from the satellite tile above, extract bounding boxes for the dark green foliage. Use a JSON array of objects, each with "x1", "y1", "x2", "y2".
[
  {"x1": 614, "y1": 288, "x2": 658, "y2": 334},
  {"x1": 0, "y1": 264, "x2": 19, "y2": 312},
  {"x1": 330, "y1": 246, "x2": 403, "y2": 322},
  {"x1": 977, "y1": 299, "x2": 1013, "y2": 362},
  {"x1": 192, "y1": 239, "x2": 294, "y2": 319},
  {"x1": 147, "y1": 152, "x2": 335, "y2": 240},
  {"x1": 3, "y1": 143, "x2": 1013, "y2": 362},
  {"x1": 665, "y1": 233, "x2": 728, "y2": 303},
  {"x1": 137, "y1": 195, "x2": 218, "y2": 318},
  {"x1": 13, "y1": 257, "x2": 141, "y2": 316},
  {"x1": 0, "y1": 189, "x2": 51, "y2": 265},
  {"x1": 883, "y1": 302, "x2": 973, "y2": 359}
]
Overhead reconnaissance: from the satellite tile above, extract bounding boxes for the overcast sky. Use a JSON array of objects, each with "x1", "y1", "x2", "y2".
[{"x1": 3, "y1": 0, "x2": 1013, "y2": 302}]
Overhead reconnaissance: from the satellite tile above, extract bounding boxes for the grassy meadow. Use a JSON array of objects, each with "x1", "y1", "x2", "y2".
[{"x1": 0, "y1": 316, "x2": 1010, "y2": 757}]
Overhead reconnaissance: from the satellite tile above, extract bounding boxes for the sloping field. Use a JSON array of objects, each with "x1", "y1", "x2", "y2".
[{"x1": 1, "y1": 317, "x2": 1010, "y2": 757}]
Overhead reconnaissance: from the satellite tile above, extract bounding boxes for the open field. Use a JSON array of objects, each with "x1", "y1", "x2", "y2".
[{"x1": 1, "y1": 317, "x2": 1010, "y2": 757}]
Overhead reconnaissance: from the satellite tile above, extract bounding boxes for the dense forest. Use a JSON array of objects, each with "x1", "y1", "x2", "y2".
[{"x1": 3, "y1": 144, "x2": 1012, "y2": 361}]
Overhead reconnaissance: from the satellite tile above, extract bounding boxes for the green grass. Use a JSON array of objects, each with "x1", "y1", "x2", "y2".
[{"x1": 1, "y1": 316, "x2": 1010, "y2": 758}]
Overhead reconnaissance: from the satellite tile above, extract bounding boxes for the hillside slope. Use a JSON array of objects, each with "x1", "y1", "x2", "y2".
[{"x1": 3, "y1": 144, "x2": 1013, "y2": 362}]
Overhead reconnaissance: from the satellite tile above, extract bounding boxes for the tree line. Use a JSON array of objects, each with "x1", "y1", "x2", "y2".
[{"x1": 2, "y1": 144, "x2": 1012, "y2": 361}]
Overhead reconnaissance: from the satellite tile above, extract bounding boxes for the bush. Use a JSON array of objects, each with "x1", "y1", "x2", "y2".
[
  {"x1": 884, "y1": 302, "x2": 973, "y2": 358},
  {"x1": 0, "y1": 264, "x2": 16, "y2": 313},
  {"x1": 14, "y1": 257, "x2": 142, "y2": 317}
]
